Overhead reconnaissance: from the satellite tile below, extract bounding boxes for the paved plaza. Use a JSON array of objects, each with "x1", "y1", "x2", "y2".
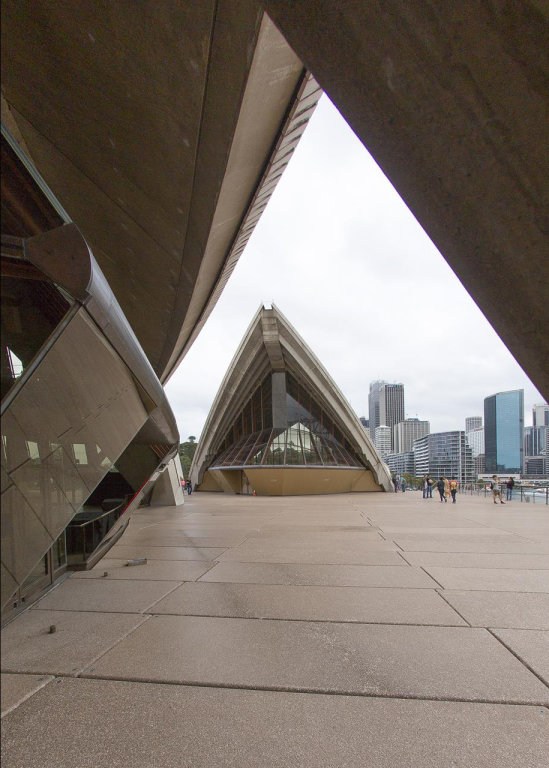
[{"x1": 2, "y1": 490, "x2": 548, "y2": 766}]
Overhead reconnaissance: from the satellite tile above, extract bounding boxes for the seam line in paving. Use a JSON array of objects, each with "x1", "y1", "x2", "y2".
[
  {"x1": 196, "y1": 562, "x2": 223, "y2": 579},
  {"x1": 141, "y1": 612, "x2": 467, "y2": 627},
  {"x1": 73, "y1": 674, "x2": 549, "y2": 707},
  {"x1": 193, "y1": 581, "x2": 438, "y2": 589},
  {"x1": 437, "y1": 588, "x2": 549, "y2": 594},
  {"x1": 434, "y1": 590, "x2": 472, "y2": 627},
  {"x1": 419, "y1": 566, "x2": 445, "y2": 589},
  {"x1": 486, "y1": 628, "x2": 549, "y2": 689},
  {"x1": 141, "y1": 582, "x2": 186, "y2": 612},
  {"x1": 30, "y1": 606, "x2": 160, "y2": 615},
  {"x1": 395, "y1": 551, "x2": 413, "y2": 565}
]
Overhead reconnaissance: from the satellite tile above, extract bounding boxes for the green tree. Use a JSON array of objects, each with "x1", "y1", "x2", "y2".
[{"x1": 179, "y1": 437, "x2": 198, "y2": 479}]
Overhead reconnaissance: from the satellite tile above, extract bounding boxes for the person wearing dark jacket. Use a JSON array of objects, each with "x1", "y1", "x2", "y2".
[{"x1": 436, "y1": 477, "x2": 446, "y2": 503}]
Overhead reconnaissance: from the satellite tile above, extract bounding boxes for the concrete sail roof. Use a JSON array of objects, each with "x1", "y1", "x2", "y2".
[
  {"x1": 191, "y1": 304, "x2": 393, "y2": 491},
  {"x1": 1, "y1": 3, "x2": 320, "y2": 382}
]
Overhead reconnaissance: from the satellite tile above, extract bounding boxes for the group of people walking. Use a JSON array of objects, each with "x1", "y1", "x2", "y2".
[
  {"x1": 392, "y1": 475, "x2": 407, "y2": 492},
  {"x1": 422, "y1": 474, "x2": 458, "y2": 503},
  {"x1": 180, "y1": 477, "x2": 193, "y2": 495}
]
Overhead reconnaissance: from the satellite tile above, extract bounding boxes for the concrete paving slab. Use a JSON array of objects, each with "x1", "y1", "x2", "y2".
[
  {"x1": 107, "y1": 544, "x2": 226, "y2": 561},
  {"x1": 199, "y1": 561, "x2": 437, "y2": 587},
  {"x1": 381, "y1": 527, "x2": 516, "y2": 536},
  {"x1": 442, "y1": 591, "x2": 549, "y2": 630},
  {"x1": 71, "y1": 559, "x2": 213, "y2": 582},
  {"x1": 138, "y1": 524, "x2": 261, "y2": 536},
  {"x1": 246, "y1": 529, "x2": 384, "y2": 540},
  {"x1": 402, "y1": 552, "x2": 549, "y2": 570},
  {"x1": 423, "y1": 567, "x2": 549, "y2": 592},
  {"x1": 119, "y1": 532, "x2": 247, "y2": 547},
  {"x1": 1, "y1": 610, "x2": 148, "y2": 675},
  {"x1": 31, "y1": 578, "x2": 180, "y2": 613},
  {"x1": 393, "y1": 538, "x2": 549, "y2": 554},
  {"x1": 147, "y1": 582, "x2": 466, "y2": 625},
  {"x1": 84, "y1": 615, "x2": 549, "y2": 703},
  {"x1": 2, "y1": 678, "x2": 548, "y2": 768},
  {"x1": 490, "y1": 629, "x2": 549, "y2": 685},
  {"x1": 217, "y1": 537, "x2": 398, "y2": 564},
  {"x1": 1, "y1": 673, "x2": 54, "y2": 717}
]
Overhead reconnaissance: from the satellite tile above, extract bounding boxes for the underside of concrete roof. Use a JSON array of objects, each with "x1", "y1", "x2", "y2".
[{"x1": 1, "y1": 1, "x2": 320, "y2": 382}]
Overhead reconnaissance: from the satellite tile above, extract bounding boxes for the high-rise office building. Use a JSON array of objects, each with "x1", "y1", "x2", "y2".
[
  {"x1": 368, "y1": 381, "x2": 385, "y2": 441},
  {"x1": 368, "y1": 381, "x2": 404, "y2": 449},
  {"x1": 524, "y1": 426, "x2": 547, "y2": 457},
  {"x1": 484, "y1": 389, "x2": 524, "y2": 474},
  {"x1": 465, "y1": 417, "x2": 482, "y2": 432},
  {"x1": 393, "y1": 419, "x2": 430, "y2": 454},
  {"x1": 385, "y1": 452, "x2": 415, "y2": 475},
  {"x1": 413, "y1": 431, "x2": 473, "y2": 484},
  {"x1": 374, "y1": 426, "x2": 392, "y2": 458},
  {"x1": 532, "y1": 404, "x2": 549, "y2": 427},
  {"x1": 465, "y1": 426, "x2": 485, "y2": 457}
]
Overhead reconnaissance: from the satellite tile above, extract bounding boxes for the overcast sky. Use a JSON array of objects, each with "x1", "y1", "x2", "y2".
[{"x1": 165, "y1": 95, "x2": 544, "y2": 442}]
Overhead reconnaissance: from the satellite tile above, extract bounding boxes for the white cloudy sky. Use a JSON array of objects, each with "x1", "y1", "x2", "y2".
[{"x1": 165, "y1": 95, "x2": 544, "y2": 441}]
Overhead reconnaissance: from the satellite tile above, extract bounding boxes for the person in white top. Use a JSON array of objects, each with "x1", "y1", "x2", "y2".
[{"x1": 491, "y1": 475, "x2": 505, "y2": 505}]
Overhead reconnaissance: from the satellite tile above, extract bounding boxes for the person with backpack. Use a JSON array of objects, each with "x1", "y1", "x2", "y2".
[{"x1": 449, "y1": 476, "x2": 458, "y2": 503}]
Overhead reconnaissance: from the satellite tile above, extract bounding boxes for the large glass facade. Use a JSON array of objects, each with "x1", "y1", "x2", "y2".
[
  {"x1": 210, "y1": 372, "x2": 366, "y2": 469},
  {"x1": 1, "y1": 242, "x2": 73, "y2": 400},
  {"x1": 484, "y1": 390, "x2": 523, "y2": 473}
]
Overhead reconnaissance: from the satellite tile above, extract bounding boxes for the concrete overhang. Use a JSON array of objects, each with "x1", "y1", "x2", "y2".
[
  {"x1": 262, "y1": 1, "x2": 549, "y2": 400},
  {"x1": 1, "y1": 1, "x2": 320, "y2": 382}
]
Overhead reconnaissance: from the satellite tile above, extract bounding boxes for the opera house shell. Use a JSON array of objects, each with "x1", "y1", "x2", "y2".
[{"x1": 191, "y1": 305, "x2": 393, "y2": 495}]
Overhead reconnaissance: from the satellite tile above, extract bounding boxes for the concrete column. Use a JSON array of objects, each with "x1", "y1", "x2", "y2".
[
  {"x1": 272, "y1": 372, "x2": 287, "y2": 429},
  {"x1": 150, "y1": 455, "x2": 185, "y2": 507}
]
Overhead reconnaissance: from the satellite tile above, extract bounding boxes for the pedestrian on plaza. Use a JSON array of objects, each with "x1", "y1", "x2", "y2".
[
  {"x1": 186, "y1": 480, "x2": 193, "y2": 495},
  {"x1": 506, "y1": 477, "x2": 515, "y2": 501},
  {"x1": 490, "y1": 475, "x2": 505, "y2": 505},
  {"x1": 393, "y1": 475, "x2": 400, "y2": 492},
  {"x1": 422, "y1": 474, "x2": 429, "y2": 498},
  {"x1": 443, "y1": 476, "x2": 450, "y2": 501},
  {"x1": 449, "y1": 476, "x2": 458, "y2": 503},
  {"x1": 436, "y1": 477, "x2": 446, "y2": 502},
  {"x1": 180, "y1": 476, "x2": 186, "y2": 493},
  {"x1": 400, "y1": 477, "x2": 406, "y2": 492},
  {"x1": 426, "y1": 475, "x2": 433, "y2": 498}
]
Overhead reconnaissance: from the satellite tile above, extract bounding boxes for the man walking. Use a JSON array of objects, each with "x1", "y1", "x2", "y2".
[
  {"x1": 449, "y1": 476, "x2": 458, "y2": 503},
  {"x1": 436, "y1": 477, "x2": 447, "y2": 503}
]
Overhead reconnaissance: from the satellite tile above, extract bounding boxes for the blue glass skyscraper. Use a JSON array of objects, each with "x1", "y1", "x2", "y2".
[{"x1": 484, "y1": 390, "x2": 524, "y2": 474}]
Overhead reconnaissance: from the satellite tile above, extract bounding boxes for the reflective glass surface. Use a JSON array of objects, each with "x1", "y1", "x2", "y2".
[
  {"x1": 484, "y1": 391, "x2": 523, "y2": 473},
  {"x1": 210, "y1": 372, "x2": 366, "y2": 469},
  {"x1": 1, "y1": 257, "x2": 73, "y2": 400}
]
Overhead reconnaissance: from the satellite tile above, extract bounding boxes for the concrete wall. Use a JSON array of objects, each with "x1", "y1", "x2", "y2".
[{"x1": 243, "y1": 468, "x2": 382, "y2": 496}]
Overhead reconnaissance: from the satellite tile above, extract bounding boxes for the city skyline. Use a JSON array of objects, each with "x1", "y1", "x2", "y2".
[{"x1": 165, "y1": 96, "x2": 545, "y2": 443}]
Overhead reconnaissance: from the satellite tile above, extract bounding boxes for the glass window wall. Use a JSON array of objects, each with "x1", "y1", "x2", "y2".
[{"x1": 210, "y1": 372, "x2": 366, "y2": 470}]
